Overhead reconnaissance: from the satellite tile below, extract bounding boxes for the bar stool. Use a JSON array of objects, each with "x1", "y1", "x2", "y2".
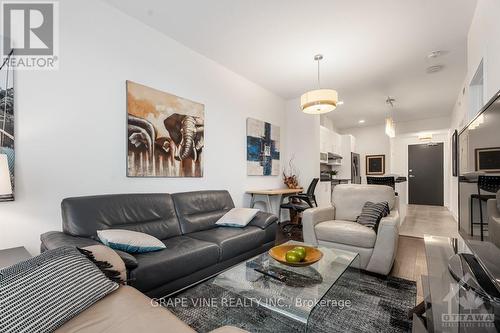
[{"x1": 471, "y1": 175, "x2": 500, "y2": 241}]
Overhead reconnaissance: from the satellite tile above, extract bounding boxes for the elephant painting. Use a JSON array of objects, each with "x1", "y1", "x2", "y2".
[{"x1": 126, "y1": 81, "x2": 204, "y2": 177}]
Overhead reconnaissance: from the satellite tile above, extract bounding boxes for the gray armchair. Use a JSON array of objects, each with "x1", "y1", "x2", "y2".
[
  {"x1": 302, "y1": 184, "x2": 400, "y2": 275},
  {"x1": 487, "y1": 191, "x2": 500, "y2": 248}
]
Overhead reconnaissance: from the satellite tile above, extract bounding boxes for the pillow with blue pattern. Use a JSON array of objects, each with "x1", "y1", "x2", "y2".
[{"x1": 97, "y1": 229, "x2": 165, "y2": 253}]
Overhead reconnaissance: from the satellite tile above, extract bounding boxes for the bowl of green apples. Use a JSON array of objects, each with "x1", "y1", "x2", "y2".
[{"x1": 269, "y1": 244, "x2": 323, "y2": 267}]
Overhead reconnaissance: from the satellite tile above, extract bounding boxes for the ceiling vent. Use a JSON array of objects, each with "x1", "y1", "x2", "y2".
[{"x1": 426, "y1": 65, "x2": 444, "y2": 74}]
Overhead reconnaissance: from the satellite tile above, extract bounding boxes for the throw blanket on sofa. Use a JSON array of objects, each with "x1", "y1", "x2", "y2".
[{"x1": 0, "y1": 246, "x2": 118, "y2": 333}]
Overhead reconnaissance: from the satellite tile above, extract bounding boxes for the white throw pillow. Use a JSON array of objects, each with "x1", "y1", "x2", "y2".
[
  {"x1": 215, "y1": 208, "x2": 260, "y2": 227},
  {"x1": 97, "y1": 229, "x2": 166, "y2": 254}
]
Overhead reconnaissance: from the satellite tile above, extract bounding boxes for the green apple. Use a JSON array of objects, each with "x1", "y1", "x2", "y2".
[
  {"x1": 285, "y1": 250, "x2": 301, "y2": 263},
  {"x1": 292, "y1": 246, "x2": 307, "y2": 261}
]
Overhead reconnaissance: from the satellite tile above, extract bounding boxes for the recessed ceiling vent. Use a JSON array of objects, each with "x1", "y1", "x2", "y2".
[{"x1": 426, "y1": 65, "x2": 444, "y2": 74}]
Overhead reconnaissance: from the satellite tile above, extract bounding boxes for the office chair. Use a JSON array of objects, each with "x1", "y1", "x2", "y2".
[
  {"x1": 280, "y1": 178, "x2": 319, "y2": 236},
  {"x1": 472, "y1": 175, "x2": 500, "y2": 241}
]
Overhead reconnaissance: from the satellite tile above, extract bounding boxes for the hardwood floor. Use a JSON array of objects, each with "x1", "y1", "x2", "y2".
[
  {"x1": 400, "y1": 204, "x2": 458, "y2": 238},
  {"x1": 277, "y1": 204, "x2": 460, "y2": 304},
  {"x1": 390, "y1": 236, "x2": 427, "y2": 303}
]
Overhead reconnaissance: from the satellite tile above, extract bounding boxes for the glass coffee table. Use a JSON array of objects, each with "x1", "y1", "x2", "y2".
[{"x1": 213, "y1": 241, "x2": 360, "y2": 330}]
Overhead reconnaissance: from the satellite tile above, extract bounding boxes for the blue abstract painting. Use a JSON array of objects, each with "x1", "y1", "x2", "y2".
[{"x1": 246, "y1": 118, "x2": 280, "y2": 176}]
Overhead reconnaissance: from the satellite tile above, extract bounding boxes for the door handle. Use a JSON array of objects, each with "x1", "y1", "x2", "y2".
[{"x1": 409, "y1": 175, "x2": 415, "y2": 178}]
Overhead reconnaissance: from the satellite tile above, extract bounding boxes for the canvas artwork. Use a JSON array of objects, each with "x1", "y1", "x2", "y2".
[
  {"x1": 246, "y1": 118, "x2": 280, "y2": 176},
  {"x1": 127, "y1": 81, "x2": 204, "y2": 177},
  {"x1": 0, "y1": 51, "x2": 14, "y2": 201}
]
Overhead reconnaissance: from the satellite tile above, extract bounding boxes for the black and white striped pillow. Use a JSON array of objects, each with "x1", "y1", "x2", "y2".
[
  {"x1": 0, "y1": 246, "x2": 118, "y2": 333},
  {"x1": 356, "y1": 201, "x2": 390, "y2": 231}
]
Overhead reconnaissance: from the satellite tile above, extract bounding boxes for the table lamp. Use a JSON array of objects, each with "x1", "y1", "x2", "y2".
[{"x1": 0, "y1": 154, "x2": 13, "y2": 196}]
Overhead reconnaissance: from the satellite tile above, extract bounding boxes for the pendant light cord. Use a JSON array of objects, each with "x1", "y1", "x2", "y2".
[{"x1": 317, "y1": 58, "x2": 321, "y2": 89}]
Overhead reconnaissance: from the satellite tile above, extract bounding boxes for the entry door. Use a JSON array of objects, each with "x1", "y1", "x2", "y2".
[{"x1": 408, "y1": 143, "x2": 444, "y2": 205}]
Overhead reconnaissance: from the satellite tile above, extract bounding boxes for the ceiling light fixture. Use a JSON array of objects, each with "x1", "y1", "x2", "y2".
[
  {"x1": 300, "y1": 54, "x2": 338, "y2": 114},
  {"x1": 358, "y1": 120, "x2": 365, "y2": 124},
  {"x1": 385, "y1": 96, "x2": 396, "y2": 138}
]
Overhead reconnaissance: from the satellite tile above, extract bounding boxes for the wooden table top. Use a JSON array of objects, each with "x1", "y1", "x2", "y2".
[{"x1": 246, "y1": 188, "x2": 303, "y2": 195}]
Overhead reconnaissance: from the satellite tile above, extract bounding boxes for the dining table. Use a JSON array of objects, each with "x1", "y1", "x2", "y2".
[{"x1": 246, "y1": 188, "x2": 303, "y2": 222}]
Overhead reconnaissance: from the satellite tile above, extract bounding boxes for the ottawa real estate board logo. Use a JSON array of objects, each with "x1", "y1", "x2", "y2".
[{"x1": 1, "y1": 1, "x2": 59, "y2": 70}]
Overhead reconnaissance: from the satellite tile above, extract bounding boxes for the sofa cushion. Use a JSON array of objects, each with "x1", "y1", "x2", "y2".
[
  {"x1": 97, "y1": 229, "x2": 166, "y2": 253},
  {"x1": 1, "y1": 247, "x2": 118, "y2": 333},
  {"x1": 332, "y1": 184, "x2": 395, "y2": 221},
  {"x1": 55, "y1": 286, "x2": 195, "y2": 333},
  {"x1": 61, "y1": 193, "x2": 181, "y2": 240},
  {"x1": 129, "y1": 236, "x2": 219, "y2": 292},
  {"x1": 315, "y1": 220, "x2": 377, "y2": 248},
  {"x1": 82, "y1": 245, "x2": 127, "y2": 283},
  {"x1": 172, "y1": 190, "x2": 235, "y2": 234},
  {"x1": 356, "y1": 201, "x2": 390, "y2": 230},
  {"x1": 215, "y1": 208, "x2": 260, "y2": 227},
  {"x1": 187, "y1": 226, "x2": 265, "y2": 261}
]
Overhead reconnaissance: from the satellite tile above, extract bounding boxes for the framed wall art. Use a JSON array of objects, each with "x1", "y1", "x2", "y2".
[
  {"x1": 366, "y1": 154, "x2": 385, "y2": 175},
  {"x1": 475, "y1": 147, "x2": 500, "y2": 173}
]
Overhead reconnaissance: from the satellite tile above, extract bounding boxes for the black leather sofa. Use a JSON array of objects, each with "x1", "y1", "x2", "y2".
[{"x1": 40, "y1": 190, "x2": 278, "y2": 297}]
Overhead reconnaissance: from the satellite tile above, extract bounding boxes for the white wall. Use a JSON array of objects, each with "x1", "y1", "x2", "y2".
[
  {"x1": 341, "y1": 120, "x2": 451, "y2": 208},
  {"x1": 284, "y1": 98, "x2": 320, "y2": 188},
  {"x1": 340, "y1": 124, "x2": 391, "y2": 180},
  {"x1": 449, "y1": 0, "x2": 500, "y2": 220},
  {"x1": 0, "y1": 0, "x2": 287, "y2": 254},
  {"x1": 391, "y1": 131, "x2": 451, "y2": 208}
]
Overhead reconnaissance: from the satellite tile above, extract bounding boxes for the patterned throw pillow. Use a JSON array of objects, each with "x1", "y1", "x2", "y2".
[
  {"x1": 356, "y1": 201, "x2": 390, "y2": 231},
  {"x1": 97, "y1": 229, "x2": 166, "y2": 253},
  {"x1": 0, "y1": 247, "x2": 118, "y2": 333}
]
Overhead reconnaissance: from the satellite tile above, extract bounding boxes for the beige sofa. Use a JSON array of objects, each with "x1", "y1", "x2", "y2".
[
  {"x1": 302, "y1": 184, "x2": 400, "y2": 275},
  {"x1": 56, "y1": 285, "x2": 244, "y2": 333},
  {"x1": 487, "y1": 191, "x2": 500, "y2": 248},
  {"x1": 55, "y1": 245, "x2": 245, "y2": 333}
]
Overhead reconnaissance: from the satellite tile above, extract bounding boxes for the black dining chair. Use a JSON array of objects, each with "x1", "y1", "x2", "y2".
[
  {"x1": 471, "y1": 175, "x2": 500, "y2": 241},
  {"x1": 367, "y1": 176, "x2": 397, "y2": 196},
  {"x1": 280, "y1": 178, "x2": 319, "y2": 236}
]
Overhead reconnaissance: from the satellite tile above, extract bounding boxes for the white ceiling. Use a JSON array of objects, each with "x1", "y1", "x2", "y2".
[{"x1": 104, "y1": 0, "x2": 477, "y2": 129}]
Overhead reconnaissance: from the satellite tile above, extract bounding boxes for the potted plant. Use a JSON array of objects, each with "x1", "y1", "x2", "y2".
[
  {"x1": 330, "y1": 170, "x2": 338, "y2": 179},
  {"x1": 283, "y1": 155, "x2": 300, "y2": 189}
]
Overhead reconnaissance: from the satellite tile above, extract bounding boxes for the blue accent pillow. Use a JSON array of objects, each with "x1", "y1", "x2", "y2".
[{"x1": 97, "y1": 229, "x2": 166, "y2": 253}]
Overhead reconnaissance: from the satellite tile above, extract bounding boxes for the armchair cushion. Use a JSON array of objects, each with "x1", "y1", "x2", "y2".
[
  {"x1": 315, "y1": 220, "x2": 377, "y2": 248},
  {"x1": 332, "y1": 184, "x2": 395, "y2": 221}
]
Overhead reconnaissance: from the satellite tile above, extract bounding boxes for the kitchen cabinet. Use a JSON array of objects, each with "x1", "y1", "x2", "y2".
[{"x1": 320, "y1": 126, "x2": 342, "y2": 155}]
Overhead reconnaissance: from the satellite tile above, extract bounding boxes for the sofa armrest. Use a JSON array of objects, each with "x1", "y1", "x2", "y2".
[
  {"x1": 41, "y1": 231, "x2": 100, "y2": 250},
  {"x1": 248, "y1": 211, "x2": 278, "y2": 229},
  {"x1": 40, "y1": 231, "x2": 138, "y2": 269},
  {"x1": 302, "y1": 206, "x2": 336, "y2": 246},
  {"x1": 365, "y1": 209, "x2": 400, "y2": 275}
]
